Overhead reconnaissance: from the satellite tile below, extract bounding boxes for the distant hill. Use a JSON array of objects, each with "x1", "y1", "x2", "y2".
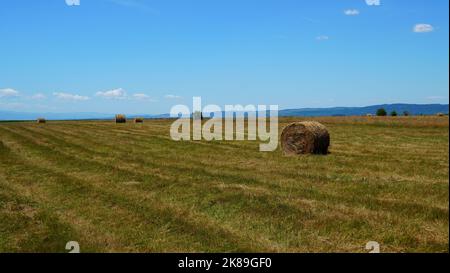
[
  {"x1": 0, "y1": 111, "x2": 114, "y2": 121},
  {"x1": 1, "y1": 104, "x2": 448, "y2": 121},
  {"x1": 279, "y1": 104, "x2": 449, "y2": 117}
]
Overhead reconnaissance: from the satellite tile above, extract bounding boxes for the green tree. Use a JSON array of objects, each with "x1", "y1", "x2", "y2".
[
  {"x1": 376, "y1": 108, "x2": 387, "y2": 116},
  {"x1": 403, "y1": 111, "x2": 410, "y2": 116},
  {"x1": 391, "y1": 111, "x2": 398, "y2": 117}
]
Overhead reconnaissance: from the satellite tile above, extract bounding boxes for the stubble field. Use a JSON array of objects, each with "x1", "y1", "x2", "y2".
[{"x1": 0, "y1": 116, "x2": 448, "y2": 253}]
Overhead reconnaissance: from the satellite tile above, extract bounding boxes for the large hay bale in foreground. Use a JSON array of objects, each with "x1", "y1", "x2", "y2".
[
  {"x1": 281, "y1": 121, "x2": 330, "y2": 155},
  {"x1": 115, "y1": 114, "x2": 126, "y2": 123},
  {"x1": 36, "y1": 118, "x2": 46, "y2": 124},
  {"x1": 134, "y1": 117, "x2": 144, "y2": 123}
]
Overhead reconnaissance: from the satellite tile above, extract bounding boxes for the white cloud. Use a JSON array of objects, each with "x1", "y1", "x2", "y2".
[
  {"x1": 96, "y1": 88, "x2": 127, "y2": 99},
  {"x1": 365, "y1": 0, "x2": 381, "y2": 6},
  {"x1": 31, "y1": 93, "x2": 46, "y2": 100},
  {"x1": 344, "y1": 9, "x2": 360, "y2": 16},
  {"x1": 133, "y1": 93, "x2": 149, "y2": 99},
  {"x1": 132, "y1": 93, "x2": 156, "y2": 101},
  {"x1": 0, "y1": 88, "x2": 20, "y2": 98},
  {"x1": 53, "y1": 92, "x2": 89, "y2": 101},
  {"x1": 65, "y1": 0, "x2": 80, "y2": 6},
  {"x1": 414, "y1": 24, "x2": 434, "y2": 33},
  {"x1": 426, "y1": 96, "x2": 447, "y2": 100},
  {"x1": 165, "y1": 94, "x2": 182, "y2": 99},
  {"x1": 316, "y1": 35, "x2": 329, "y2": 41}
]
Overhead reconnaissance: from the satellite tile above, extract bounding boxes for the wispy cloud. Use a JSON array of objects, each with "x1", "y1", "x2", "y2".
[
  {"x1": 316, "y1": 35, "x2": 329, "y2": 41},
  {"x1": 96, "y1": 88, "x2": 127, "y2": 99},
  {"x1": 31, "y1": 93, "x2": 46, "y2": 100},
  {"x1": 132, "y1": 93, "x2": 157, "y2": 101},
  {"x1": 300, "y1": 16, "x2": 321, "y2": 24},
  {"x1": 105, "y1": 0, "x2": 159, "y2": 14},
  {"x1": 426, "y1": 96, "x2": 447, "y2": 100},
  {"x1": 414, "y1": 24, "x2": 434, "y2": 33},
  {"x1": 344, "y1": 9, "x2": 360, "y2": 16},
  {"x1": 53, "y1": 92, "x2": 89, "y2": 101},
  {"x1": 365, "y1": 0, "x2": 381, "y2": 6},
  {"x1": 0, "y1": 88, "x2": 20, "y2": 98},
  {"x1": 95, "y1": 89, "x2": 157, "y2": 101},
  {"x1": 133, "y1": 93, "x2": 149, "y2": 99},
  {"x1": 165, "y1": 94, "x2": 182, "y2": 99}
]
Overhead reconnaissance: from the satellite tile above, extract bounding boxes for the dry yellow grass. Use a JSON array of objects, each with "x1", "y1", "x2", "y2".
[{"x1": 0, "y1": 116, "x2": 448, "y2": 252}]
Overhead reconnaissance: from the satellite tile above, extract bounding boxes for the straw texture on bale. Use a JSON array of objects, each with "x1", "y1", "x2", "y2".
[
  {"x1": 281, "y1": 121, "x2": 330, "y2": 155},
  {"x1": 115, "y1": 114, "x2": 127, "y2": 123},
  {"x1": 36, "y1": 118, "x2": 46, "y2": 124},
  {"x1": 134, "y1": 117, "x2": 144, "y2": 123}
]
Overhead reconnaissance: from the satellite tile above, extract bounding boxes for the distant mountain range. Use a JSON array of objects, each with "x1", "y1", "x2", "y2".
[
  {"x1": 0, "y1": 111, "x2": 113, "y2": 121},
  {"x1": 1, "y1": 104, "x2": 448, "y2": 121},
  {"x1": 278, "y1": 103, "x2": 449, "y2": 117}
]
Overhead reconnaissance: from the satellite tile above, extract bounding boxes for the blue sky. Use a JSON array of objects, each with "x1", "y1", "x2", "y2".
[{"x1": 0, "y1": 0, "x2": 448, "y2": 114}]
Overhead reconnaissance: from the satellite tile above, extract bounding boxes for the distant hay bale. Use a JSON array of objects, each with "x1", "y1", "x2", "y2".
[
  {"x1": 281, "y1": 121, "x2": 330, "y2": 155},
  {"x1": 36, "y1": 118, "x2": 46, "y2": 124},
  {"x1": 0, "y1": 140, "x2": 8, "y2": 152},
  {"x1": 115, "y1": 114, "x2": 126, "y2": 123},
  {"x1": 437, "y1": 113, "x2": 445, "y2": 117},
  {"x1": 193, "y1": 111, "x2": 203, "y2": 120},
  {"x1": 134, "y1": 117, "x2": 144, "y2": 123}
]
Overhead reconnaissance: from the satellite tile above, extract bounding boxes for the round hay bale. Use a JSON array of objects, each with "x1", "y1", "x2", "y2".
[
  {"x1": 115, "y1": 114, "x2": 127, "y2": 123},
  {"x1": 134, "y1": 117, "x2": 144, "y2": 123},
  {"x1": 36, "y1": 118, "x2": 46, "y2": 124},
  {"x1": 0, "y1": 141, "x2": 8, "y2": 153},
  {"x1": 281, "y1": 121, "x2": 330, "y2": 155}
]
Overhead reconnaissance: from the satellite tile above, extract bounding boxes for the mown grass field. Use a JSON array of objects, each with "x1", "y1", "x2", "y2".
[{"x1": 0, "y1": 116, "x2": 448, "y2": 253}]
